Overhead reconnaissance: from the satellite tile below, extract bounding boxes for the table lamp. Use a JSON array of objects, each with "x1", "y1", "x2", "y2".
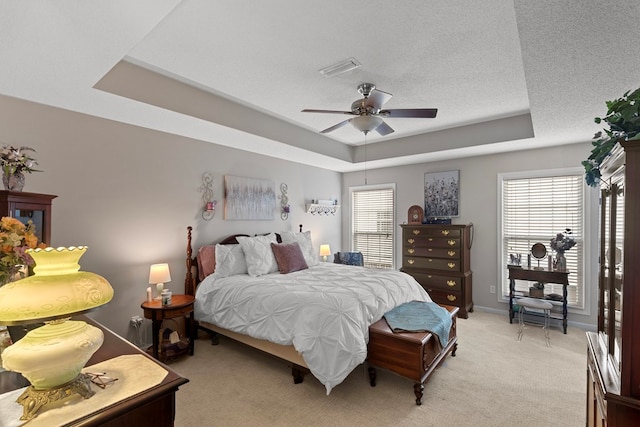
[
  {"x1": 319, "y1": 244, "x2": 331, "y2": 262},
  {"x1": 149, "y1": 263, "x2": 171, "y2": 300},
  {"x1": 0, "y1": 246, "x2": 114, "y2": 421}
]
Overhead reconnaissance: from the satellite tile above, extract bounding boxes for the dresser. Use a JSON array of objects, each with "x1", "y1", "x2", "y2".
[
  {"x1": 586, "y1": 140, "x2": 640, "y2": 426},
  {"x1": 400, "y1": 224, "x2": 473, "y2": 318}
]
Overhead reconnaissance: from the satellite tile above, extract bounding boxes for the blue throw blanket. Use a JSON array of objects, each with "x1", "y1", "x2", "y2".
[{"x1": 383, "y1": 301, "x2": 452, "y2": 348}]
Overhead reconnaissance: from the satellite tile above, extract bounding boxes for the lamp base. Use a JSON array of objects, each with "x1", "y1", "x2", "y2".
[{"x1": 16, "y1": 373, "x2": 95, "y2": 420}]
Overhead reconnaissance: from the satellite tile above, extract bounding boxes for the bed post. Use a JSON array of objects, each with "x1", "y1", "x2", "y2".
[{"x1": 185, "y1": 226, "x2": 194, "y2": 296}]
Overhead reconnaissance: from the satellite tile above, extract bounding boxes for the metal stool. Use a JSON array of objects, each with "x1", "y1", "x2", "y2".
[{"x1": 517, "y1": 297, "x2": 553, "y2": 347}]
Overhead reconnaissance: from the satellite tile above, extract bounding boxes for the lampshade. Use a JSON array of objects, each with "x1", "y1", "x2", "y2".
[
  {"x1": 0, "y1": 246, "x2": 114, "y2": 421},
  {"x1": 149, "y1": 263, "x2": 171, "y2": 285},
  {"x1": 319, "y1": 244, "x2": 332, "y2": 257}
]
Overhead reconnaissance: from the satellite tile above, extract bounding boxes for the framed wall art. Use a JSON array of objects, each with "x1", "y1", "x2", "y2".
[
  {"x1": 224, "y1": 175, "x2": 276, "y2": 220},
  {"x1": 424, "y1": 170, "x2": 459, "y2": 218}
]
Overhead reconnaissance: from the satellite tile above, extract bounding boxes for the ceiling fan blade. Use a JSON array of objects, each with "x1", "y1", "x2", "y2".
[
  {"x1": 365, "y1": 89, "x2": 393, "y2": 110},
  {"x1": 379, "y1": 108, "x2": 438, "y2": 118},
  {"x1": 320, "y1": 119, "x2": 352, "y2": 134},
  {"x1": 375, "y1": 121, "x2": 395, "y2": 136},
  {"x1": 302, "y1": 109, "x2": 355, "y2": 115}
]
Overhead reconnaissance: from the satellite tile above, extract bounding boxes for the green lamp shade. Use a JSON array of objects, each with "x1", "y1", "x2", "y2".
[{"x1": 0, "y1": 246, "x2": 114, "y2": 324}]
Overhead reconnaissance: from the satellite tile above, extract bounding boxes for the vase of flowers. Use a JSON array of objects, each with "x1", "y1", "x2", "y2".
[
  {"x1": 0, "y1": 145, "x2": 40, "y2": 192},
  {"x1": 0, "y1": 216, "x2": 46, "y2": 343},
  {"x1": 550, "y1": 228, "x2": 576, "y2": 272}
]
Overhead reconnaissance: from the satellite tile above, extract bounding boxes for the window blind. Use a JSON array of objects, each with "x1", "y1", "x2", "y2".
[
  {"x1": 501, "y1": 173, "x2": 584, "y2": 307},
  {"x1": 351, "y1": 186, "x2": 395, "y2": 269}
]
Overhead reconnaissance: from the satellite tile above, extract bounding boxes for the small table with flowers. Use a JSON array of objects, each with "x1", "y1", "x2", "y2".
[{"x1": 508, "y1": 266, "x2": 570, "y2": 334}]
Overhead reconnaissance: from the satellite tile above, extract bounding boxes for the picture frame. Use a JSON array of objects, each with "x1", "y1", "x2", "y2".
[
  {"x1": 424, "y1": 170, "x2": 459, "y2": 218},
  {"x1": 224, "y1": 175, "x2": 276, "y2": 220}
]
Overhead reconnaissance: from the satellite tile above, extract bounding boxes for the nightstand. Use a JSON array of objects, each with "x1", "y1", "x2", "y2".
[{"x1": 141, "y1": 294, "x2": 196, "y2": 361}]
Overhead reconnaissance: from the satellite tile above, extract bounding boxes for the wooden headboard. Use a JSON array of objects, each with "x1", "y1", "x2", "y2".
[{"x1": 184, "y1": 224, "x2": 303, "y2": 296}]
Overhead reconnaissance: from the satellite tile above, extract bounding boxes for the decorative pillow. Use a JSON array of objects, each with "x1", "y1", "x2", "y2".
[
  {"x1": 280, "y1": 230, "x2": 318, "y2": 266},
  {"x1": 334, "y1": 251, "x2": 364, "y2": 266},
  {"x1": 237, "y1": 234, "x2": 279, "y2": 276},
  {"x1": 271, "y1": 242, "x2": 308, "y2": 274},
  {"x1": 214, "y1": 244, "x2": 248, "y2": 278},
  {"x1": 197, "y1": 245, "x2": 216, "y2": 281}
]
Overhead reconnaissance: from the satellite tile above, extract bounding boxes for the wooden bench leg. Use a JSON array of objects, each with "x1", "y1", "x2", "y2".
[
  {"x1": 414, "y1": 383, "x2": 424, "y2": 405},
  {"x1": 368, "y1": 366, "x2": 377, "y2": 387}
]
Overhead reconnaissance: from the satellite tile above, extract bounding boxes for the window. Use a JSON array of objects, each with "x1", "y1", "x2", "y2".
[
  {"x1": 350, "y1": 184, "x2": 395, "y2": 269},
  {"x1": 499, "y1": 168, "x2": 586, "y2": 308}
]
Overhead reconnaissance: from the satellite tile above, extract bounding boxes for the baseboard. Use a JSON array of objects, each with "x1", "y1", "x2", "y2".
[{"x1": 471, "y1": 305, "x2": 596, "y2": 332}]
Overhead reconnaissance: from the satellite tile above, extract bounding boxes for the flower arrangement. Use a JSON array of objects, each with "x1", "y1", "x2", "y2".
[
  {"x1": 0, "y1": 145, "x2": 40, "y2": 176},
  {"x1": 0, "y1": 217, "x2": 46, "y2": 285},
  {"x1": 550, "y1": 228, "x2": 576, "y2": 255}
]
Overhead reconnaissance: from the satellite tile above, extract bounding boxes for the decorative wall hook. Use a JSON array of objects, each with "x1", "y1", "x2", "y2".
[
  {"x1": 199, "y1": 172, "x2": 217, "y2": 221},
  {"x1": 279, "y1": 182, "x2": 290, "y2": 220}
]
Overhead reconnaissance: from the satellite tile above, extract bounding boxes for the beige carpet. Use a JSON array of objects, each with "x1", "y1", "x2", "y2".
[{"x1": 171, "y1": 310, "x2": 586, "y2": 426}]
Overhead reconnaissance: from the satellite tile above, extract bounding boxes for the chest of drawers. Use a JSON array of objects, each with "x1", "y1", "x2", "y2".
[{"x1": 400, "y1": 224, "x2": 473, "y2": 318}]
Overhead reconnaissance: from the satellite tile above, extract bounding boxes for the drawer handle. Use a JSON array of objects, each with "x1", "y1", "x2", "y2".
[
  {"x1": 441, "y1": 230, "x2": 450, "y2": 236},
  {"x1": 447, "y1": 262, "x2": 456, "y2": 269},
  {"x1": 448, "y1": 251, "x2": 456, "y2": 257},
  {"x1": 448, "y1": 240, "x2": 456, "y2": 246},
  {"x1": 428, "y1": 259, "x2": 433, "y2": 262},
  {"x1": 427, "y1": 275, "x2": 432, "y2": 279},
  {"x1": 408, "y1": 248, "x2": 415, "y2": 254},
  {"x1": 413, "y1": 229, "x2": 421, "y2": 235},
  {"x1": 428, "y1": 237, "x2": 433, "y2": 241},
  {"x1": 428, "y1": 248, "x2": 433, "y2": 252},
  {"x1": 408, "y1": 259, "x2": 415, "y2": 265},
  {"x1": 447, "y1": 294, "x2": 457, "y2": 302},
  {"x1": 447, "y1": 280, "x2": 456, "y2": 287},
  {"x1": 408, "y1": 238, "x2": 415, "y2": 244}
]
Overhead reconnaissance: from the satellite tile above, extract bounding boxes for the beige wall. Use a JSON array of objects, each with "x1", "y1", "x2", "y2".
[
  {"x1": 0, "y1": 95, "x2": 343, "y2": 338},
  {"x1": 342, "y1": 142, "x2": 599, "y2": 328}
]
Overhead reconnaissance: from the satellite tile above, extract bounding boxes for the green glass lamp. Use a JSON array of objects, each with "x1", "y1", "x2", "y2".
[{"x1": 0, "y1": 246, "x2": 114, "y2": 421}]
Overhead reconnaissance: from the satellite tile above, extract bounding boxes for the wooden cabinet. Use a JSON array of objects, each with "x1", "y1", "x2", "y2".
[
  {"x1": 400, "y1": 224, "x2": 473, "y2": 318},
  {"x1": 0, "y1": 191, "x2": 56, "y2": 245},
  {"x1": 586, "y1": 140, "x2": 640, "y2": 426}
]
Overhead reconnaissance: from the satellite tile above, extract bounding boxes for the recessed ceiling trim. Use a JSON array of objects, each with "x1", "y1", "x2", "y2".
[{"x1": 318, "y1": 57, "x2": 361, "y2": 78}]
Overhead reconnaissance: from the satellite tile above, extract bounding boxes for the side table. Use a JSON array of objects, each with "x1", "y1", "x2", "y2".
[{"x1": 141, "y1": 294, "x2": 196, "y2": 361}]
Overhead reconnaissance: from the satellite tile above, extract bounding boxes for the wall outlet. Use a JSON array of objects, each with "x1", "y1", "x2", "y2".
[{"x1": 489, "y1": 285, "x2": 496, "y2": 294}]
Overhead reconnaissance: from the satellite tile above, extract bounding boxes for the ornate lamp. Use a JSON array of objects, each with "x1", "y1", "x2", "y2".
[{"x1": 0, "y1": 246, "x2": 114, "y2": 420}]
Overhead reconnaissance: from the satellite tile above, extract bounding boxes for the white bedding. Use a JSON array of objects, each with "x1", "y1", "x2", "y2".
[{"x1": 194, "y1": 262, "x2": 431, "y2": 393}]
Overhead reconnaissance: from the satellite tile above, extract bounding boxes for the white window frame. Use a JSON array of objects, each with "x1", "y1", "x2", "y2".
[
  {"x1": 349, "y1": 183, "x2": 396, "y2": 269},
  {"x1": 497, "y1": 167, "x2": 593, "y2": 314}
]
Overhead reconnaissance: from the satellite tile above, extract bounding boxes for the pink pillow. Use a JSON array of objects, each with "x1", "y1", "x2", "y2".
[
  {"x1": 271, "y1": 242, "x2": 308, "y2": 274},
  {"x1": 197, "y1": 245, "x2": 216, "y2": 281}
]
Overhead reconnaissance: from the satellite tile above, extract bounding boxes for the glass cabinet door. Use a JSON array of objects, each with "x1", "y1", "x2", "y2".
[{"x1": 613, "y1": 181, "x2": 624, "y2": 373}]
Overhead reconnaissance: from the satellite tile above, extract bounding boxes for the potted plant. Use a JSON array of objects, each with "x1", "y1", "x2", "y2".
[{"x1": 582, "y1": 88, "x2": 640, "y2": 187}]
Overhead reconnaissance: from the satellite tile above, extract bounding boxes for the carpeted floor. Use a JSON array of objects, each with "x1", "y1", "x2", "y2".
[{"x1": 170, "y1": 310, "x2": 586, "y2": 426}]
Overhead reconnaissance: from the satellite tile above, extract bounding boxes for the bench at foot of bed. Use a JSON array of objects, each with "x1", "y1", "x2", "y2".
[{"x1": 367, "y1": 304, "x2": 458, "y2": 405}]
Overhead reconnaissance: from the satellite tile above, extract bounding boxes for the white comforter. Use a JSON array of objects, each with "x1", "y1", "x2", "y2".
[{"x1": 194, "y1": 263, "x2": 431, "y2": 393}]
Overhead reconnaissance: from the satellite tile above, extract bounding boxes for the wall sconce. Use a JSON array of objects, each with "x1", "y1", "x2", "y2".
[
  {"x1": 149, "y1": 263, "x2": 171, "y2": 300},
  {"x1": 280, "y1": 182, "x2": 290, "y2": 220},
  {"x1": 199, "y1": 172, "x2": 217, "y2": 221},
  {"x1": 319, "y1": 244, "x2": 332, "y2": 262}
]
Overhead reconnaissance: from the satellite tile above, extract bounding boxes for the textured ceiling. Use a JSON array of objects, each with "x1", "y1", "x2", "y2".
[{"x1": 1, "y1": 1, "x2": 639, "y2": 171}]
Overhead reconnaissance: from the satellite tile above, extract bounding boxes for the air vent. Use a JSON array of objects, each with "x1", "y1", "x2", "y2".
[{"x1": 318, "y1": 57, "x2": 361, "y2": 78}]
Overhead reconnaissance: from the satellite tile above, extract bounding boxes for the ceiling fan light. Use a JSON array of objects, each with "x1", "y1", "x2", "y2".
[
  {"x1": 351, "y1": 115, "x2": 383, "y2": 132},
  {"x1": 318, "y1": 57, "x2": 361, "y2": 78}
]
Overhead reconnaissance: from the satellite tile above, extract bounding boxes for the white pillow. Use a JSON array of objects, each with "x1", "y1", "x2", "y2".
[
  {"x1": 214, "y1": 244, "x2": 248, "y2": 278},
  {"x1": 236, "y1": 234, "x2": 279, "y2": 276},
  {"x1": 280, "y1": 230, "x2": 318, "y2": 266}
]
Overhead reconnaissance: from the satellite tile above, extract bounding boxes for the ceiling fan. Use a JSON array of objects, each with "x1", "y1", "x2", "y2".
[{"x1": 302, "y1": 83, "x2": 438, "y2": 136}]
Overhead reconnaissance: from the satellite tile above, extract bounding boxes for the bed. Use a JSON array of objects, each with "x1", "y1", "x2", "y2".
[{"x1": 184, "y1": 226, "x2": 456, "y2": 394}]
